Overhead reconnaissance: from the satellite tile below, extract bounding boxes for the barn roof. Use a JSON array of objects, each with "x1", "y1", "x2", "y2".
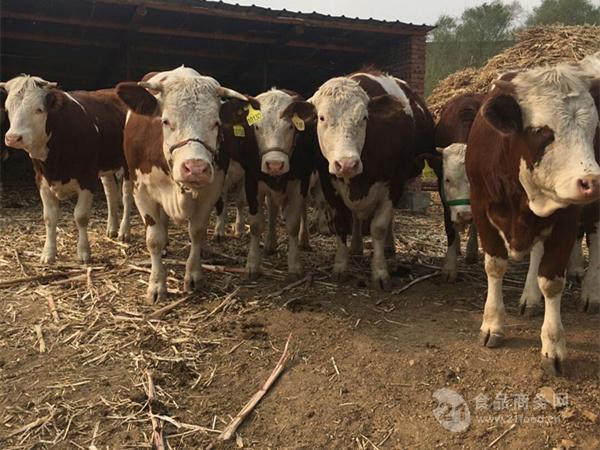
[{"x1": 1, "y1": 0, "x2": 433, "y2": 96}]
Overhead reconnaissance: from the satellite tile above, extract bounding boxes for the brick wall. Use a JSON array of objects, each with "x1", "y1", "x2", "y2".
[{"x1": 373, "y1": 34, "x2": 427, "y2": 97}]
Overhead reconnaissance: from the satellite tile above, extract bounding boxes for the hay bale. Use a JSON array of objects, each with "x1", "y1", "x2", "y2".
[{"x1": 427, "y1": 25, "x2": 600, "y2": 118}]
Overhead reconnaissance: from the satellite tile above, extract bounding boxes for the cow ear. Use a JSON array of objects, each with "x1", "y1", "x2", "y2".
[
  {"x1": 280, "y1": 100, "x2": 316, "y2": 123},
  {"x1": 116, "y1": 82, "x2": 158, "y2": 116},
  {"x1": 220, "y1": 98, "x2": 249, "y2": 126},
  {"x1": 436, "y1": 146, "x2": 445, "y2": 154},
  {"x1": 482, "y1": 94, "x2": 523, "y2": 135},
  {"x1": 45, "y1": 89, "x2": 64, "y2": 111},
  {"x1": 367, "y1": 95, "x2": 406, "y2": 122},
  {"x1": 246, "y1": 96, "x2": 260, "y2": 111}
]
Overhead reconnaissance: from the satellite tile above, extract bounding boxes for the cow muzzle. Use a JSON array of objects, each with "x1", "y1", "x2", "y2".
[
  {"x1": 576, "y1": 175, "x2": 600, "y2": 201},
  {"x1": 451, "y1": 206, "x2": 472, "y2": 231},
  {"x1": 261, "y1": 150, "x2": 289, "y2": 176},
  {"x1": 5, "y1": 132, "x2": 25, "y2": 149},
  {"x1": 179, "y1": 159, "x2": 213, "y2": 186},
  {"x1": 332, "y1": 157, "x2": 362, "y2": 178}
]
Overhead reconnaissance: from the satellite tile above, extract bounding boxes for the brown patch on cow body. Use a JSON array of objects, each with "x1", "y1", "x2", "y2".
[
  {"x1": 350, "y1": 74, "x2": 387, "y2": 97},
  {"x1": 122, "y1": 112, "x2": 169, "y2": 182},
  {"x1": 34, "y1": 88, "x2": 128, "y2": 191}
]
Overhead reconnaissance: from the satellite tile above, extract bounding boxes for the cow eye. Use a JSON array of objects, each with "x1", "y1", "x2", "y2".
[
  {"x1": 214, "y1": 121, "x2": 220, "y2": 129},
  {"x1": 161, "y1": 118, "x2": 170, "y2": 127},
  {"x1": 35, "y1": 108, "x2": 44, "y2": 114},
  {"x1": 532, "y1": 127, "x2": 543, "y2": 134},
  {"x1": 255, "y1": 125, "x2": 260, "y2": 130},
  {"x1": 362, "y1": 116, "x2": 368, "y2": 121},
  {"x1": 319, "y1": 116, "x2": 325, "y2": 122}
]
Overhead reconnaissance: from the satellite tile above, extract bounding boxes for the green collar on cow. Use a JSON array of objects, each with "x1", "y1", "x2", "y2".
[{"x1": 439, "y1": 166, "x2": 470, "y2": 207}]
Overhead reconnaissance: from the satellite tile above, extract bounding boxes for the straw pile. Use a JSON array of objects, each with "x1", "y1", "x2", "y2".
[{"x1": 427, "y1": 25, "x2": 600, "y2": 117}]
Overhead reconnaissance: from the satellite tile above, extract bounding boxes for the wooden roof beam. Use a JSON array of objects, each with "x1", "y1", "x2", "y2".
[{"x1": 1, "y1": 12, "x2": 371, "y2": 53}]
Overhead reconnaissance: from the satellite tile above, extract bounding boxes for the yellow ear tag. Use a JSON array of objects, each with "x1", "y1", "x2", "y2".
[
  {"x1": 246, "y1": 104, "x2": 262, "y2": 126},
  {"x1": 233, "y1": 125, "x2": 245, "y2": 138},
  {"x1": 291, "y1": 114, "x2": 305, "y2": 131}
]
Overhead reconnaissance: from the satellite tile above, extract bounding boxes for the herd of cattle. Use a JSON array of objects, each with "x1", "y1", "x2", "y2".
[{"x1": 1, "y1": 51, "x2": 599, "y2": 375}]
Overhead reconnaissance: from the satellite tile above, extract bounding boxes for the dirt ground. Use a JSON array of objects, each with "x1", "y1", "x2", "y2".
[{"x1": 0, "y1": 185, "x2": 599, "y2": 450}]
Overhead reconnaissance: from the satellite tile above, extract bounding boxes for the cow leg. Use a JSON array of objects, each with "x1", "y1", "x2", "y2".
[
  {"x1": 100, "y1": 175, "x2": 120, "y2": 238},
  {"x1": 350, "y1": 214, "x2": 363, "y2": 256},
  {"x1": 284, "y1": 182, "x2": 304, "y2": 279},
  {"x1": 299, "y1": 199, "x2": 311, "y2": 251},
  {"x1": 246, "y1": 201, "x2": 264, "y2": 280},
  {"x1": 233, "y1": 186, "x2": 246, "y2": 238},
  {"x1": 214, "y1": 188, "x2": 227, "y2": 242},
  {"x1": 118, "y1": 178, "x2": 133, "y2": 242},
  {"x1": 567, "y1": 235, "x2": 585, "y2": 281},
  {"x1": 519, "y1": 241, "x2": 544, "y2": 317},
  {"x1": 480, "y1": 253, "x2": 508, "y2": 348},
  {"x1": 442, "y1": 225, "x2": 460, "y2": 283},
  {"x1": 370, "y1": 200, "x2": 393, "y2": 290},
  {"x1": 74, "y1": 189, "x2": 93, "y2": 263},
  {"x1": 384, "y1": 220, "x2": 395, "y2": 258},
  {"x1": 333, "y1": 234, "x2": 350, "y2": 281},
  {"x1": 581, "y1": 222, "x2": 599, "y2": 313},
  {"x1": 185, "y1": 206, "x2": 211, "y2": 292},
  {"x1": 264, "y1": 194, "x2": 278, "y2": 254},
  {"x1": 39, "y1": 183, "x2": 60, "y2": 263},
  {"x1": 138, "y1": 198, "x2": 168, "y2": 304},
  {"x1": 465, "y1": 223, "x2": 479, "y2": 264}
]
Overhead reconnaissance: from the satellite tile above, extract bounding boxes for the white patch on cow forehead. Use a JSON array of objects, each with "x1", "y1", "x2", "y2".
[
  {"x1": 4, "y1": 75, "x2": 49, "y2": 109},
  {"x1": 513, "y1": 64, "x2": 597, "y2": 131},
  {"x1": 443, "y1": 143, "x2": 467, "y2": 159},
  {"x1": 312, "y1": 77, "x2": 369, "y2": 107},
  {"x1": 256, "y1": 90, "x2": 293, "y2": 117},
  {"x1": 162, "y1": 77, "x2": 220, "y2": 112},
  {"x1": 147, "y1": 66, "x2": 202, "y2": 84}
]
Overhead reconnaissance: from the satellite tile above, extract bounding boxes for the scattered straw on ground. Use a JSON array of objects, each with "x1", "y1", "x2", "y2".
[{"x1": 427, "y1": 25, "x2": 600, "y2": 117}]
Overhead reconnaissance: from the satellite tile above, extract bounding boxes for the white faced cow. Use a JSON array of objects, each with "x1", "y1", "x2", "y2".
[
  {"x1": 220, "y1": 88, "x2": 315, "y2": 279},
  {"x1": 466, "y1": 62, "x2": 600, "y2": 375},
  {"x1": 117, "y1": 66, "x2": 256, "y2": 303},
  {"x1": 287, "y1": 71, "x2": 434, "y2": 289},
  {"x1": 1, "y1": 75, "x2": 132, "y2": 263}
]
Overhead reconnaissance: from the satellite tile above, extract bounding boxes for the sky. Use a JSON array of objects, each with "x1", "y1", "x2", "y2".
[{"x1": 231, "y1": 0, "x2": 543, "y2": 25}]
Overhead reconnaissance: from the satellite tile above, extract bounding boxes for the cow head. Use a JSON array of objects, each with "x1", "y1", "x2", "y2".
[
  {"x1": 306, "y1": 77, "x2": 407, "y2": 179},
  {"x1": 0, "y1": 75, "x2": 60, "y2": 160},
  {"x1": 249, "y1": 89, "x2": 311, "y2": 176},
  {"x1": 483, "y1": 64, "x2": 600, "y2": 216},
  {"x1": 117, "y1": 68, "x2": 255, "y2": 191},
  {"x1": 437, "y1": 143, "x2": 471, "y2": 228}
]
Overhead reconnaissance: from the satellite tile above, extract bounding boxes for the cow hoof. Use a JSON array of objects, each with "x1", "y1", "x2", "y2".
[
  {"x1": 213, "y1": 234, "x2": 225, "y2": 243},
  {"x1": 332, "y1": 271, "x2": 349, "y2": 283},
  {"x1": 441, "y1": 269, "x2": 457, "y2": 283},
  {"x1": 567, "y1": 270, "x2": 583, "y2": 283},
  {"x1": 519, "y1": 303, "x2": 543, "y2": 317},
  {"x1": 578, "y1": 298, "x2": 600, "y2": 314},
  {"x1": 78, "y1": 250, "x2": 91, "y2": 264},
  {"x1": 118, "y1": 233, "x2": 130, "y2": 243},
  {"x1": 299, "y1": 243, "x2": 312, "y2": 252},
  {"x1": 372, "y1": 276, "x2": 391, "y2": 291},
  {"x1": 541, "y1": 355, "x2": 564, "y2": 377},
  {"x1": 184, "y1": 277, "x2": 202, "y2": 292},
  {"x1": 146, "y1": 286, "x2": 167, "y2": 305},
  {"x1": 479, "y1": 330, "x2": 503, "y2": 348},
  {"x1": 247, "y1": 270, "x2": 260, "y2": 281},
  {"x1": 465, "y1": 254, "x2": 479, "y2": 265},
  {"x1": 286, "y1": 272, "x2": 302, "y2": 282},
  {"x1": 107, "y1": 230, "x2": 118, "y2": 239},
  {"x1": 233, "y1": 230, "x2": 245, "y2": 239},
  {"x1": 349, "y1": 248, "x2": 363, "y2": 256},
  {"x1": 40, "y1": 252, "x2": 57, "y2": 264}
]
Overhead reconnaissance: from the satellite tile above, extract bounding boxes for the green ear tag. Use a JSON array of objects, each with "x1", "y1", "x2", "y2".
[
  {"x1": 291, "y1": 114, "x2": 305, "y2": 131},
  {"x1": 233, "y1": 125, "x2": 245, "y2": 137},
  {"x1": 246, "y1": 104, "x2": 262, "y2": 126}
]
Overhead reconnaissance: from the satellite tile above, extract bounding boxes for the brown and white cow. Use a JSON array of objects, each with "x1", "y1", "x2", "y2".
[
  {"x1": 286, "y1": 71, "x2": 434, "y2": 289},
  {"x1": 433, "y1": 93, "x2": 484, "y2": 281},
  {"x1": 220, "y1": 88, "x2": 315, "y2": 279},
  {"x1": 116, "y1": 66, "x2": 256, "y2": 303},
  {"x1": 466, "y1": 63, "x2": 600, "y2": 375},
  {"x1": 1, "y1": 75, "x2": 132, "y2": 263}
]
